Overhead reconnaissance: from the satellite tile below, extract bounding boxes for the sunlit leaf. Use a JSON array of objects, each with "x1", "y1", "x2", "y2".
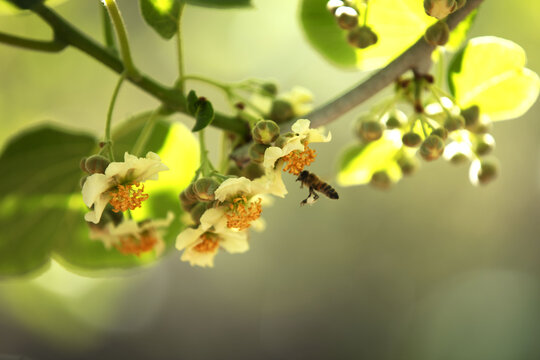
[
  {"x1": 449, "y1": 36, "x2": 540, "y2": 121},
  {"x1": 446, "y1": 9, "x2": 477, "y2": 51},
  {"x1": 0, "y1": 125, "x2": 96, "y2": 197},
  {"x1": 186, "y1": 0, "x2": 251, "y2": 9},
  {"x1": 337, "y1": 131, "x2": 402, "y2": 186},
  {"x1": 139, "y1": 0, "x2": 182, "y2": 40}
]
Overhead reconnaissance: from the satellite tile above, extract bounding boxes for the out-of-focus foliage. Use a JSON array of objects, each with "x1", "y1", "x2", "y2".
[{"x1": 140, "y1": 0, "x2": 183, "y2": 40}]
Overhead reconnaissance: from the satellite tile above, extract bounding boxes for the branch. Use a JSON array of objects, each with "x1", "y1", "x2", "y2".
[
  {"x1": 0, "y1": 31, "x2": 67, "y2": 52},
  {"x1": 307, "y1": 0, "x2": 484, "y2": 128}
]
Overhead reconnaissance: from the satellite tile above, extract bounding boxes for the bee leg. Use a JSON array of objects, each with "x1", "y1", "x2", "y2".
[{"x1": 309, "y1": 187, "x2": 320, "y2": 201}]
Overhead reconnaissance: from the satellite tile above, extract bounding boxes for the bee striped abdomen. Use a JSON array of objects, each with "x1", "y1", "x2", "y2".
[{"x1": 321, "y1": 184, "x2": 339, "y2": 199}]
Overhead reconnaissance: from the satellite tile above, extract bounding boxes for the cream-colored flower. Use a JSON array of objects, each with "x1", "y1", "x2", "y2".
[
  {"x1": 262, "y1": 119, "x2": 331, "y2": 178},
  {"x1": 82, "y1": 152, "x2": 168, "y2": 224},
  {"x1": 89, "y1": 212, "x2": 173, "y2": 257},
  {"x1": 280, "y1": 86, "x2": 313, "y2": 116},
  {"x1": 176, "y1": 208, "x2": 249, "y2": 267}
]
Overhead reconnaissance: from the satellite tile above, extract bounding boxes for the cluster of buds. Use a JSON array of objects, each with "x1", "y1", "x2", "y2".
[
  {"x1": 179, "y1": 177, "x2": 220, "y2": 225},
  {"x1": 353, "y1": 73, "x2": 498, "y2": 188},
  {"x1": 424, "y1": 0, "x2": 467, "y2": 20},
  {"x1": 326, "y1": 0, "x2": 378, "y2": 49}
]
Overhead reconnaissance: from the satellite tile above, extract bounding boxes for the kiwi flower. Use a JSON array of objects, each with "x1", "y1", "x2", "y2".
[{"x1": 82, "y1": 152, "x2": 168, "y2": 224}]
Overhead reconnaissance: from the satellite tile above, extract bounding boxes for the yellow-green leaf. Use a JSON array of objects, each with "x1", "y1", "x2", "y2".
[
  {"x1": 449, "y1": 36, "x2": 540, "y2": 121},
  {"x1": 337, "y1": 131, "x2": 402, "y2": 186}
]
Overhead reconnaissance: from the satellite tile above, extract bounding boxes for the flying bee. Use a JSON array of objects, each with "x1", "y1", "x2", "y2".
[{"x1": 296, "y1": 170, "x2": 339, "y2": 206}]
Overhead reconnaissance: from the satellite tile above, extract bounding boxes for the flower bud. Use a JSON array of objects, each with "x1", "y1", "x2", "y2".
[
  {"x1": 179, "y1": 191, "x2": 197, "y2": 212},
  {"x1": 85, "y1": 155, "x2": 110, "y2": 174},
  {"x1": 347, "y1": 26, "x2": 378, "y2": 49},
  {"x1": 242, "y1": 162, "x2": 265, "y2": 180},
  {"x1": 461, "y1": 105, "x2": 480, "y2": 129},
  {"x1": 419, "y1": 135, "x2": 445, "y2": 161},
  {"x1": 476, "y1": 160, "x2": 497, "y2": 185},
  {"x1": 326, "y1": 0, "x2": 345, "y2": 14},
  {"x1": 335, "y1": 6, "x2": 359, "y2": 30},
  {"x1": 261, "y1": 82, "x2": 278, "y2": 96},
  {"x1": 226, "y1": 164, "x2": 242, "y2": 176},
  {"x1": 190, "y1": 202, "x2": 209, "y2": 225},
  {"x1": 269, "y1": 99, "x2": 294, "y2": 123},
  {"x1": 385, "y1": 111, "x2": 407, "y2": 129},
  {"x1": 181, "y1": 183, "x2": 198, "y2": 203},
  {"x1": 456, "y1": 0, "x2": 467, "y2": 9},
  {"x1": 80, "y1": 157, "x2": 88, "y2": 173},
  {"x1": 474, "y1": 134, "x2": 495, "y2": 156},
  {"x1": 402, "y1": 132, "x2": 422, "y2": 147},
  {"x1": 249, "y1": 143, "x2": 269, "y2": 163},
  {"x1": 450, "y1": 153, "x2": 468, "y2": 164},
  {"x1": 424, "y1": 20, "x2": 450, "y2": 46},
  {"x1": 252, "y1": 120, "x2": 280, "y2": 145},
  {"x1": 370, "y1": 170, "x2": 392, "y2": 190},
  {"x1": 194, "y1": 177, "x2": 219, "y2": 202},
  {"x1": 275, "y1": 132, "x2": 296, "y2": 148},
  {"x1": 430, "y1": 127, "x2": 448, "y2": 140},
  {"x1": 424, "y1": 0, "x2": 457, "y2": 19},
  {"x1": 356, "y1": 120, "x2": 384, "y2": 142},
  {"x1": 444, "y1": 114, "x2": 465, "y2": 132},
  {"x1": 398, "y1": 156, "x2": 419, "y2": 176},
  {"x1": 79, "y1": 175, "x2": 88, "y2": 188}
]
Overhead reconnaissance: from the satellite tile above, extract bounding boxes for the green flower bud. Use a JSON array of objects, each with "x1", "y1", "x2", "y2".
[
  {"x1": 326, "y1": 0, "x2": 345, "y2": 14},
  {"x1": 471, "y1": 117, "x2": 492, "y2": 134},
  {"x1": 269, "y1": 99, "x2": 294, "y2": 124},
  {"x1": 85, "y1": 155, "x2": 110, "y2": 174},
  {"x1": 398, "y1": 156, "x2": 419, "y2": 176},
  {"x1": 474, "y1": 134, "x2": 495, "y2": 156},
  {"x1": 385, "y1": 111, "x2": 407, "y2": 129},
  {"x1": 347, "y1": 26, "x2": 378, "y2": 49},
  {"x1": 79, "y1": 175, "x2": 88, "y2": 188},
  {"x1": 444, "y1": 114, "x2": 465, "y2": 132},
  {"x1": 249, "y1": 143, "x2": 269, "y2": 163},
  {"x1": 402, "y1": 132, "x2": 422, "y2": 147},
  {"x1": 430, "y1": 127, "x2": 448, "y2": 140},
  {"x1": 226, "y1": 164, "x2": 242, "y2": 176},
  {"x1": 182, "y1": 183, "x2": 198, "y2": 203},
  {"x1": 261, "y1": 82, "x2": 278, "y2": 96},
  {"x1": 242, "y1": 162, "x2": 265, "y2": 180},
  {"x1": 194, "y1": 177, "x2": 219, "y2": 202},
  {"x1": 424, "y1": 20, "x2": 450, "y2": 46},
  {"x1": 357, "y1": 120, "x2": 384, "y2": 142},
  {"x1": 370, "y1": 170, "x2": 392, "y2": 190},
  {"x1": 461, "y1": 105, "x2": 480, "y2": 129},
  {"x1": 455, "y1": 0, "x2": 467, "y2": 9},
  {"x1": 252, "y1": 120, "x2": 280, "y2": 145},
  {"x1": 335, "y1": 6, "x2": 359, "y2": 30},
  {"x1": 424, "y1": 0, "x2": 457, "y2": 19},
  {"x1": 80, "y1": 157, "x2": 88, "y2": 173},
  {"x1": 477, "y1": 160, "x2": 498, "y2": 185},
  {"x1": 190, "y1": 202, "x2": 210, "y2": 225},
  {"x1": 179, "y1": 191, "x2": 197, "y2": 212},
  {"x1": 419, "y1": 135, "x2": 445, "y2": 161},
  {"x1": 275, "y1": 132, "x2": 296, "y2": 148},
  {"x1": 450, "y1": 153, "x2": 468, "y2": 164}
]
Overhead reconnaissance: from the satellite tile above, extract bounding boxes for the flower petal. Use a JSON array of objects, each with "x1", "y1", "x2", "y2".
[
  {"x1": 82, "y1": 173, "x2": 110, "y2": 207},
  {"x1": 176, "y1": 227, "x2": 205, "y2": 250},
  {"x1": 291, "y1": 119, "x2": 311, "y2": 134},
  {"x1": 180, "y1": 247, "x2": 217, "y2": 267},
  {"x1": 214, "y1": 177, "x2": 253, "y2": 202},
  {"x1": 220, "y1": 231, "x2": 249, "y2": 254},
  {"x1": 84, "y1": 193, "x2": 112, "y2": 224}
]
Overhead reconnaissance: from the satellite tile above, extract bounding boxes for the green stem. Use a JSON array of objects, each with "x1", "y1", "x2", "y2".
[
  {"x1": 363, "y1": 0, "x2": 369, "y2": 26},
  {"x1": 429, "y1": 85, "x2": 453, "y2": 118},
  {"x1": 182, "y1": 75, "x2": 230, "y2": 91},
  {"x1": 198, "y1": 130, "x2": 216, "y2": 177},
  {"x1": 176, "y1": 2, "x2": 186, "y2": 94},
  {"x1": 101, "y1": 5, "x2": 117, "y2": 53},
  {"x1": 0, "y1": 31, "x2": 67, "y2": 52},
  {"x1": 132, "y1": 107, "x2": 163, "y2": 157},
  {"x1": 219, "y1": 132, "x2": 230, "y2": 173},
  {"x1": 104, "y1": 73, "x2": 126, "y2": 161},
  {"x1": 102, "y1": 0, "x2": 138, "y2": 78}
]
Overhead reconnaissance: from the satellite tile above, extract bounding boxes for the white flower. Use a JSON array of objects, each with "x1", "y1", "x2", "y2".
[
  {"x1": 280, "y1": 86, "x2": 313, "y2": 116},
  {"x1": 176, "y1": 208, "x2": 249, "y2": 268},
  {"x1": 82, "y1": 152, "x2": 168, "y2": 224},
  {"x1": 89, "y1": 212, "x2": 173, "y2": 256}
]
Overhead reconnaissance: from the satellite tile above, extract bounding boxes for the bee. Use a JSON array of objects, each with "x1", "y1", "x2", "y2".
[{"x1": 296, "y1": 170, "x2": 339, "y2": 206}]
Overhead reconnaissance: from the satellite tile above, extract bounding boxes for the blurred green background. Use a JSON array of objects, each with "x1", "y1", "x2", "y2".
[{"x1": 1, "y1": 1, "x2": 540, "y2": 359}]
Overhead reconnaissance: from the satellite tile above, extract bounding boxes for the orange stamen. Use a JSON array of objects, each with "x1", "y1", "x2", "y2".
[
  {"x1": 115, "y1": 231, "x2": 157, "y2": 257},
  {"x1": 194, "y1": 233, "x2": 220, "y2": 253},
  {"x1": 282, "y1": 144, "x2": 316, "y2": 175},
  {"x1": 226, "y1": 197, "x2": 262, "y2": 230},
  {"x1": 109, "y1": 182, "x2": 149, "y2": 213}
]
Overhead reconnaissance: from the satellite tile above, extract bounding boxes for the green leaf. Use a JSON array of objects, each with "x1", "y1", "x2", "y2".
[
  {"x1": 337, "y1": 131, "x2": 403, "y2": 186},
  {"x1": 187, "y1": 90, "x2": 199, "y2": 115},
  {"x1": 186, "y1": 0, "x2": 251, "y2": 9},
  {"x1": 449, "y1": 36, "x2": 540, "y2": 121},
  {"x1": 111, "y1": 111, "x2": 170, "y2": 160},
  {"x1": 0, "y1": 0, "x2": 68, "y2": 13},
  {"x1": 192, "y1": 98, "x2": 215, "y2": 132},
  {"x1": 446, "y1": 9, "x2": 477, "y2": 51},
  {"x1": 139, "y1": 0, "x2": 182, "y2": 40},
  {"x1": 0, "y1": 125, "x2": 96, "y2": 198}
]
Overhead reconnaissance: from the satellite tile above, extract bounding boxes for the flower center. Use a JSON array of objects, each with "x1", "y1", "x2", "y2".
[
  {"x1": 226, "y1": 196, "x2": 262, "y2": 230},
  {"x1": 109, "y1": 182, "x2": 149, "y2": 213},
  {"x1": 115, "y1": 232, "x2": 157, "y2": 256},
  {"x1": 194, "y1": 232, "x2": 220, "y2": 253},
  {"x1": 282, "y1": 143, "x2": 316, "y2": 175}
]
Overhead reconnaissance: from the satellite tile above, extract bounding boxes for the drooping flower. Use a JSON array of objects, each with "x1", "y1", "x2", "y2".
[
  {"x1": 280, "y1": 86, "x2": 313, "y2": 117},
  {"x1": 82, "y1": 152, "x2": 168, "y2": 224},
  {"x1": 176, "y1": 208, "x2": 249, "y2": 267},
  {"x1": 89, "y1": 212, "x2": 173, "y2": 257}
]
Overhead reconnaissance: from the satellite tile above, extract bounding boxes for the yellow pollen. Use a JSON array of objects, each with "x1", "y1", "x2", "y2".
[
  {"x1": 226, "y1": 197, "x2": 262, "y2": 230},
  {"x1": 115, "y1": 232, "x2": 157, "y2": 257},
  {"x1": 109, "y1": 182, "x2": 149, "y2": 213},
  {"x1": 194, "y1": 233, "x2": 220, "y2": 253},
  {"x1": 282, "y1": 144, "x2": 316, "y2": 175}
]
